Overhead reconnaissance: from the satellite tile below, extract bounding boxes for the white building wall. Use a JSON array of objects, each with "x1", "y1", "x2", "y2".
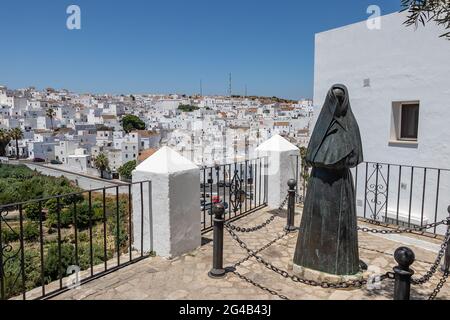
[{"x1": 314, "y1": 12, "x2": 450, "y2": 233}]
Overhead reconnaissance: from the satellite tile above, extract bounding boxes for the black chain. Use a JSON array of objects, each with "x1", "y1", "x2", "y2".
[
  {"x1": 227, "y1": 215, "x2": 276, "y2": 233},
  {"x1": 232, "y1": 270, "x2": 290, "y2": 300},
  {"x1": 228, "y1": 226, "x2": 292, "y2": 299},
  {"x1": 225, "y1": 191, "x2": 298, "y2": 233},
  {"x1": 278, "y1": 194, "x2": 290, "y2": 210},
  {"x1": 412, "y1": 228, "x2": 450, "y2": 285},
  {"x1": 225, "y1": 224, "x2": 393, "y2": 289},
  {"x1": 232, "y1": 230, "x2": 291, "y2": 268},
  {"x1": 428, "y1": 271, "x2": 449, "y2": 300},
  {"x1": 358, "y1": 219, "x2": 449, "y2": 235},
  {"x1": 359, "y1": 245, "x2": 434, "y2": 266}
]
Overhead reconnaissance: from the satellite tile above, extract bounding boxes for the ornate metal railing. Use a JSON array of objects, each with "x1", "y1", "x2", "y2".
[
  {"x1": 200, "y1": 157, "x2": 269, "y2": 232},
  {"x1": 293, "y1": 157, "x2": 450, "y2": 236},
  {"x1": 0, "y1": 181, "x2": 152, "y2": 300}
]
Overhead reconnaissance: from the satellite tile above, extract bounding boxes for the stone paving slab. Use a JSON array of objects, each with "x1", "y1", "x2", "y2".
[{"x1": 53, "y1": 207, "x2": 450, "y2": 300}]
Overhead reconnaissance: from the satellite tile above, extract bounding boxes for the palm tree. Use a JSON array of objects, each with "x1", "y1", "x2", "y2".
[
  {"x1": 46, "y1": 108, "x2": 55, "y2": 130},
  {"x1": 0, "y1": 129, "x2": 11, "y2": 157},
  {"x1": 9, "y1": 128, "x2": 23, "y2": 160},
  {"x1": 93, "y1": 153, "x2": 110, "y2": 179}
]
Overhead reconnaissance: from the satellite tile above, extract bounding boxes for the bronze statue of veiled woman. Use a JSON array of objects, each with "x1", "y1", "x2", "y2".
[{"x1": 293, "y1": 84, "x2": 363, "y2": 276}]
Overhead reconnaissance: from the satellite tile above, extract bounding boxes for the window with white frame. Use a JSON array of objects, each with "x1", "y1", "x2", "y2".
[{"x1": 390, "y1": 101, "x2": 420, "y2": 144}]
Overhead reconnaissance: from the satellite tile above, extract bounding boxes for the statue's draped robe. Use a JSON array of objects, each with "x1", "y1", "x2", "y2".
[{"x1": 294, "y1": 84, "x2": 363, "y2": 276}]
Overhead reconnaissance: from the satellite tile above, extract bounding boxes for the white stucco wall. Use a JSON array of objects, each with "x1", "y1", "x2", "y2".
[
  {"x1": 314, "y1": 12, "x2": 450, "y2": 233},
  {"x1": 132, "y1": 147, "x2": 201, "y2": 258},
  {"x1": 256, "y1": 135, "x2": 299, "y2": 209}
]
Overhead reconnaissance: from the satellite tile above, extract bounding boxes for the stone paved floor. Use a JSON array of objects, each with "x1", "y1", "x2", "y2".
[{"x1": 53, "y1": 207, "x2": 450, "y2": 300}]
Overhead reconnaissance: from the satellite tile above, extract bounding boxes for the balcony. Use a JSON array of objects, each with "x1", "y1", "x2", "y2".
[{"x1": 1, "y1": 136, "x2": 450, "y2": 300}]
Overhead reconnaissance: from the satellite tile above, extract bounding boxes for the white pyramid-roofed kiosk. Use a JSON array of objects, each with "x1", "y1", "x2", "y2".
[
  {"x1": 256, "y1": 134, "x2": 300, "y2": 153},
  {"x1": 135, "y1": 146, "x2": 199, "y2": 174},
  {"x1": 132, "y1": 146, "x2": 201, "y2": 258},
  {"x1": 256, "y1": 135, "x2": 299, "y2": 209}
]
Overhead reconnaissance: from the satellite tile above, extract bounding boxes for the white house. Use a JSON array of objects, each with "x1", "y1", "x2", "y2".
[
  {"x1": 314, "y1": 12, "x2": 450, "y2": 233},
  {"x1": 67, "y1": 148, "x2": 91, "y2": 173}
]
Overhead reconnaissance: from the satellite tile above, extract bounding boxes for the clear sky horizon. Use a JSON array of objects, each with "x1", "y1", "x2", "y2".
[{"x1": 0, "y1": 0, "x2": 402, "y2": 100}]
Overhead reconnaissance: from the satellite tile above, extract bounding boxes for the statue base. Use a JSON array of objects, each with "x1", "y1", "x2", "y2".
[{"x1": 291, "y1": 264, "x2": 366, "y2": 285}]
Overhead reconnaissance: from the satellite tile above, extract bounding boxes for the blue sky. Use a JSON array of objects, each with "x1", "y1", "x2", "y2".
[{"x1": 0, "y1": 0, "x2": 401, "y2": 99}]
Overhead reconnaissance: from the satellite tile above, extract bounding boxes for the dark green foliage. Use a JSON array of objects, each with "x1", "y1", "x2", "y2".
[
  {"x1": 1, "y1": 225, "x2": 20, "y2": 243},
  {"x1": 44, "y1": 243, "x2": 75, "y2": 280},
  {"x1": 402, "y1": 0, "x2": 450, "y2": 39},
  {"x1": 118, "y1": 160, "x2": 137, "y2": 180},
  {"x1": 178, "y1": 104, "x2": 199, "y2": 112},
  {"x1": 47, "y1": 200, "x2": 104, "y2": 229},
  {"x1": 299, "y1": 146, "x2": 311, "y2": 182},
  {"x1": 121, "y1": 114, "x2": 146, "y2": 133},
  {"x1": 2, "y1": 248, "x2": 42, "y2": 298},
  {"x1": 108, "y1": 214, "x2": 129, "y2": 252},
  {"x1": 0, "y1": 164, "x2": 35, "y2": 179},
  {"x1": 78, "y1": 242, "x2": 108, "y2": 270},
  {"x1": 23, "y1": 222, "x2": 40, "y2": 242},
  {"x1": 0, "y1": 165, "x2": 133, "y2": 299},
  {"x1": 24, "y1": 202, "x2": 43, "y2": 221},
  {"x1": 0, "y1": 165, "x2": 82, "y2": 206}
]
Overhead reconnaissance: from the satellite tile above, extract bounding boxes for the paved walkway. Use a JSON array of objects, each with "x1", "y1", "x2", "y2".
[{"x1": 53, "y1": 207, "x2": 450, "y2": 300}]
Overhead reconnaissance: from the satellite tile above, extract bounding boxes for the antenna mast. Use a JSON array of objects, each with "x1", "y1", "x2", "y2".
[{"x1": 228, "y1": 73, "x2": 232, "y2": 97}]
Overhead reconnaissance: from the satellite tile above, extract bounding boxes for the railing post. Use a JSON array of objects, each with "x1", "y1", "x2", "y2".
[
  {"x1": 441, "y1": 207, "x2": 450, "y2": 272},
  {"x1": 208, "y1": 203, "x2": 226, "y2": 279},
  {"x1": 285, "y1": 179, "x2": 297, "y2": 231},
  {"x1": 393, "y1": 247, "x2": 415, "y2": 300}
]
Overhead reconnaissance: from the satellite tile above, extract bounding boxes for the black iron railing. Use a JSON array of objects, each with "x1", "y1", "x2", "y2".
[
  {"x1": 200, "y1": 157, "x2": 269, "y2": 232},
  {"x1": 293, "y1": 156, "x2": 450, "y2": 236},
  {"x1": 0, "y1": 181, "x2": 151, "y2": 300}
]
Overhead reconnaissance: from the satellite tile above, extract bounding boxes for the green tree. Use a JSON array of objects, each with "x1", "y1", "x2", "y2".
[
  {"x1": 24, "y1": 202, "x2": 43, "y2": 221},
  {"x1": 9, "y1": 128, "x2": 23, "y2": 160},
  {"x1": 121, "y1": 115, "x2": 146, "y2": 133},
  {"x1": 402, "y1": 0, "x2": 450, "y2": 39},
  {"x1": 93, "y1": 153, "x2": 110, "y2": 179},
  {"x1": 0, "y1": 128, "x2": 11, "y2": 157},
  {"x1": 58, "y1": 200, "x2": 103, "y2": 229},
  {"x1": 178, "y1": 104, "x2": 199, "y2": 112},
  {"x1": 46, "y1": 108, "x2": 56, "y2": 130},
  {"x1": 118, "y1": 160, "x2": 136, "y2": 180}
]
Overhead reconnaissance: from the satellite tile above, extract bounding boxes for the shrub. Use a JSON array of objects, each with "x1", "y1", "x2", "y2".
[
  {"x1": 24, "y1": 202, "x2": 43, "y2": 221},
  {"x1": 44, "y1": 243, "x2": 75, "y2": 281},
  {"x1": 0, "y1": 164, "x2": 82, "y2": 206},
  {"x1": 46, "y1": 199, "x2": 104, "y2": 229},
  {"x1": 78, "y1": 242, "x2": 107, "y2": 270},
  {"x1": 1, "y1": 225, "x2": 20, "y2": 243},
  {"x1": 23, "y1": 222, "x2": 40, "y2": 242},
  {"x1": 3, "y1": 248, "x2": 42, "y2": 299},
  {"x1": 78, "y1": 232, "x2": 89, "y2": 242},
  {"x1": 108, "y1": 217, "x2": 129, "y2": 253},
  {"x1": 118, "y1": 160, "x2": 136, "y2": 180}
]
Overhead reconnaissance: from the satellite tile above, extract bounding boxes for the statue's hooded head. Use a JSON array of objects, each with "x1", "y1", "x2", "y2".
[{"x1": 306, "y1": 84, "x2": 363, "y2": 167}]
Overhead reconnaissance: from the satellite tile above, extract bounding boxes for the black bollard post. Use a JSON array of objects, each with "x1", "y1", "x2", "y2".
[
  {"x1": 393, "y1": 247, "x2": 415, "y2": 300},
  {"x1": 208, "y1": 203, "x2": 226, "y2": 279},
  {"x1": 285, "y1": 179, "x2": 297, "y2": 232},
  {"x1": 441, "y1": 207, "x2": 450, "y2": 272}
]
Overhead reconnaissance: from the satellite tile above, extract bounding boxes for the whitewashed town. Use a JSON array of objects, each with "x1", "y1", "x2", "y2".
[
  {"x1": 0, "y1": 85, "x2": 313, "y2": 179},
  {"x1": 1, "y1": 1, "x2": 450, "y2": 305}
]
